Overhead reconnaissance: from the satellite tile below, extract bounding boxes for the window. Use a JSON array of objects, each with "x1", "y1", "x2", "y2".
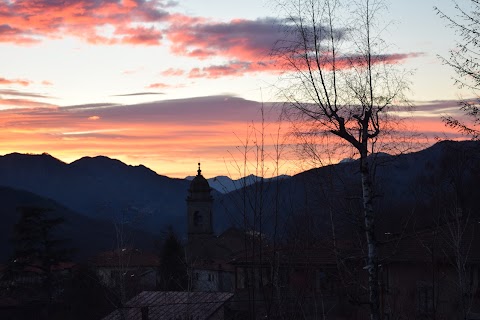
[
  {"x1": 417, "y1": 281, "x2": 434, "y2": 315},
  {"x1": 315, "y1": 269, "x2": 334, "y2": 294},
  {"x1": 193, "y1": 211, "x2": 203, "y2": 226}
]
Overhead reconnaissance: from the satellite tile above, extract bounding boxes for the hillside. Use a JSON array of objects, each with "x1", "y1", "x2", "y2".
[
  {"x1": 0, "y1": 140, "x2": 478, "y2": 243},
  {"x1": 215, "y1": 140, "x2": 480, "y2": 239},
  {"x1": 0, "y1": 186, "x2": 156, "y2": 262},
  {"x1": 0, "y1": 153, "x2": 193, "y2": 235}
]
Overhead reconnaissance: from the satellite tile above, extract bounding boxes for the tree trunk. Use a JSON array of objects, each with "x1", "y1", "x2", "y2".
[{"x1": 360, "y1": 153, "x2": 380, "y2": 320}]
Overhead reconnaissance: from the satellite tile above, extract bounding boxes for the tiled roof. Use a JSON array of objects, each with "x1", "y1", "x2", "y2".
[
  {"x1": 191, "y1": 258, "x2": 235, "y2": 272},
  {"x1": 102, "y1": 291, "x2": 233, "y2": 320},
  {"x1": 90, "y1": 249, "x2": 160, "y2": 268},
  {"x1": 186, "y1": 235, "x2": 244, "y2": 263},
  {"x1": 228, "y1": 221, "x2": 480, "y2": 267},
  {"x1": 379, "y1": 222, "x2": 480, "y2": 264},
  {"x1": 228, "y1": 241, "x2": 357, "y2": 266}
]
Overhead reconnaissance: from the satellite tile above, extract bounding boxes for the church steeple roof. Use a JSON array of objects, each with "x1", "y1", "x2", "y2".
[{"x1": 188, "y1": 163, "x2": 211, "y2": 196}]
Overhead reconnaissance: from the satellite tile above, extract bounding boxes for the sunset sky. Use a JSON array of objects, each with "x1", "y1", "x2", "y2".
[{"x1": 0, "y1": 0, "x2": 473, "y2": 178}]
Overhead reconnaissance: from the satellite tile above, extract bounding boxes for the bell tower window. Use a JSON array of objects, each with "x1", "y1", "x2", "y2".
[{"x1": 193, "y1": 211, "x2": 203, "y2": 226}]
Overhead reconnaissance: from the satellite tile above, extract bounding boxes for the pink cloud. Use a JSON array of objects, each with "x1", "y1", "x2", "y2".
[
  {"x1": 1, "y1": 2, "x2": 423, "y2": 78},
  {"x1": 187, "y1": 61, "x2": 278, "y2": 78},
  {"x1": 160, "y1": 68, "x2": 185, "y2": 77},
  {"x1": 0, "y1": 77, "x2": 32, "y2": 86},
  {"x1": 165, "y1": 16, "x2": 422, "y2": 78},
  {"x1": 0, "y1": 97, "x2": 57, "y2": 109},
  {"x1": 0, "y1": 96, "x2": 464, "y2": 178},
  {"x1": 0, "y1": 0, "x2": 171, "y2": 45},
  {"x1": 166, "y1": 17, "x2": 278, "y2": 61},
  {"x1": 147, "y1": 82, "x2": 171, "y2": 89},
  {"x1": 183, "y1": 52, "x2": 423, "y2": 79}
]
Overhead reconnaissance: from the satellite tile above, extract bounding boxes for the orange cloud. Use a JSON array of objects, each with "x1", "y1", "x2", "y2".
[
  {"x1": 147, "y1": 82, "x2": 171, "y2": 89},
  {"x1": 0, "y1": 96, "x2": 463, "y2": 178},
  {"x1": 0, "y1": 96, "x2": 287, "y2": 177},
  {"x1": 0, "y1": 0, "x2": 170, "y2": 45},
  {"x1": 0, "y1": 97, "x2": 57, "y2": 109},
  {"x1": 0, "y1": 77, "x2": 32, "y2": 86}
]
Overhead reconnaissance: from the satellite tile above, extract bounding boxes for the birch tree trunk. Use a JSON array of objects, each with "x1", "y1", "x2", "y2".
[
  {"x1": 274, "y1": 0, "x2": 411, "y2": 318},
  {"x1": 360, "y1": 151, "x2": 379, "y2": 320}
]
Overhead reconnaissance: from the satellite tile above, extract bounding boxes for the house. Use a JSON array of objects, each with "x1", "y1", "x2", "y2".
[
  {"x1": 228, "y1": 243, "x2": 354, "y2": 319},
  {"x1": 227, "y1": 219, "x2": 480, "y2": 320},
  {"x1": 0, "y1": 261, "x2": 75, "y2": 319},
  {"x1": 184, "y1": 163, "x2": 480, "y2": 319},
  {"x1": 190, "y1": 258, "x2": 234, "y2": 292},
  {"x1": 102, "y1": 291, "x2": 234, "y2": 320},
  {"x1": 89, "y1": 248, "x2": 160, "y2": 293},
  {"x1": 377, "y1": 222, "x2": 480, "y2": 319}
]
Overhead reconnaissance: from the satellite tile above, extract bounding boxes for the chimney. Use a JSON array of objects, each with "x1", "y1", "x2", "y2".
[{"x1": 141, "y1": 306, "x2": 149, "y2": 320}]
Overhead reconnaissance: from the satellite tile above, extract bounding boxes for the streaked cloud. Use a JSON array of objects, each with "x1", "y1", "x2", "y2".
[
  {"x1": 166, "y1": 17, "x2": 282, "y2": 60},
  {"x1": 62, "y1": 103, "x2": 120, "y2": 110},
  {"x1": 0, "y1": 89, "x2": 52, "y2": 99},
  {"x1": 112, "y1": 92, "x2": 164, "y2": 97},
  {"x1": 1, "y1": 2, "x2": 421, "y2": 79},
  {"x1": 164, "y1": 16, "x2": 422, "y2": 78},
  {"x1": 0, "y1": 77, "x2": 33, "y2": 86},
  {"x1": 0, "y1": 96, "x2": 466, "y2": 177},
  {"x1": 0, "y1": 97, "x2": 57, "y2": 109},
  {"x1": 146, "y1": 82, "x2": 172, "y2": 89},
  {"x1": 0, "y1": 95, "x2": 280, "y2": 176}
]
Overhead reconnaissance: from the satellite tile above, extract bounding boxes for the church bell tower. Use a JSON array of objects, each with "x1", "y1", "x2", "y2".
[{"x1": 186, "y1": 163, "x2": 213, "y2": 241}]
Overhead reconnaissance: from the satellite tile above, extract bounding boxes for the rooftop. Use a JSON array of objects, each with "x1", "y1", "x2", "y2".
[{"x1": 102, "y1": 291, "x2": 234, "y2": 320}]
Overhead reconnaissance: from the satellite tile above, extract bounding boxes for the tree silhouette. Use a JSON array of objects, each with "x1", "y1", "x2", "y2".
[
  {"x1": 435, "y1": 0, "x2": 480, "y2": 139},
  {"x1": 158, "y1": 228, "x2": 188, "y2": 291},
  {"x1": 9, "y1": 206, "x2": 72, "y2": 303},
  {"x1": 275, "y1": 0, "x2": 411, "y2": 318}
]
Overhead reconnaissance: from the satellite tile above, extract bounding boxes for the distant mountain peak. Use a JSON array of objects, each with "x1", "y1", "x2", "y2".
[
  {"x1": 185, "y1": 174, "x2": 291, "y2": 194},
  {"x1": 72, "y1": 155, "x2": 124, "y2": 164},
  {"x1": 1, "y1": 152, "x2": 67, "y2": 168},
  {"x1": 4, "y1": 151, "x2": 61, "y2": 160}
]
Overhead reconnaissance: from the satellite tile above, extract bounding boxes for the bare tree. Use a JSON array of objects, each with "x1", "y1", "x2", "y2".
[
  {"x1": 274, "y1": 0, "x2": 411, "y2": 318},
  {"x1": 435, "y1": 0, "x2": 480, "y2": 139},
  {"x1": 434, "y1": 143, "x2": 478, "y2": 319}
]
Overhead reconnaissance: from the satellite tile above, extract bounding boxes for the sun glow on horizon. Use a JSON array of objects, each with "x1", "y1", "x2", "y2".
[
  {"x1": 0, "y1": 95, "x2": 466, "y2": 179},
  {"x1": 0, "y1": 0, "x2": 472, "y2": 178}
]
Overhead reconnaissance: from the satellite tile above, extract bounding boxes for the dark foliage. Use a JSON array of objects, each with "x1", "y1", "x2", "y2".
[
  {"x1": 158, "y1": 229, "x2": 188, "y2": 291},
  {"x1": 436, "y1": 0, "x2": 480, "y2": 138},
  {"x1": 63, "y1": 265, "x2": 116, "y2": 320},
  {"x1": 0, "y1": 186, "x2": 156, "y2": 262},
  {"x1": 8, "y1": 206, "x2": 73, "y2": 303}
]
